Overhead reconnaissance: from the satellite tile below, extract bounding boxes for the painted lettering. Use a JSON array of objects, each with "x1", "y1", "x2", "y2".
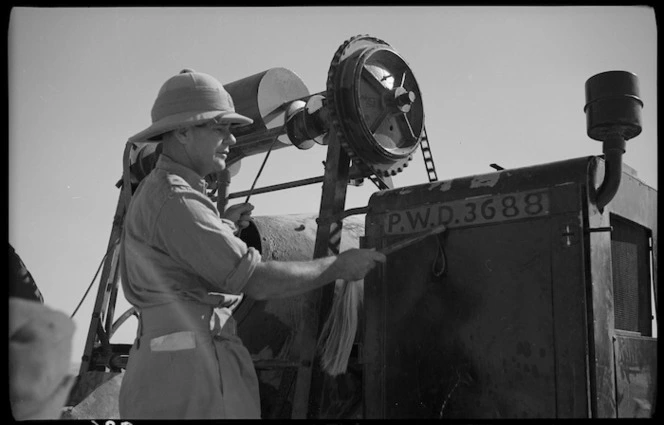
[{"x1": 405, "y1": 208, "x2": 430, "y2": 230}]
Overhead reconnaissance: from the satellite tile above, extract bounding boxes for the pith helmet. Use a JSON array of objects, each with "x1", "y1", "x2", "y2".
[{"x1": 128, "y1": 69, "x2": 253, "y2": 143}]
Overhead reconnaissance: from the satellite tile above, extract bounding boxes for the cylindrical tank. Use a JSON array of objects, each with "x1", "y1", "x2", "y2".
[
  {"x1": 584, "y1": 70, "x2": 643, "y2": 141},
  {"x1": 236, "y1": 213, "x2": 363, "y2": 356},
  {"x1": 236, "y1": 213, "x2": 365, "y2": 419},
  {"x1": 224, "y1": 68, "x2": 311, "y2": 162}
]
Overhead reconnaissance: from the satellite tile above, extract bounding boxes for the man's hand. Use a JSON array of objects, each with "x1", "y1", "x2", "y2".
[
  {"x1": 223, "y1": 203, "x2": 254, "y2": 231},
  {"x1": 333, "y1": 248, "x2": 386, "y2": 281}
]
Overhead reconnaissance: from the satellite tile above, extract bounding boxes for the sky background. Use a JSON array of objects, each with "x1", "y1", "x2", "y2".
[{"x1": 8, "y1": 6, "x2": 658, "y2": 369}]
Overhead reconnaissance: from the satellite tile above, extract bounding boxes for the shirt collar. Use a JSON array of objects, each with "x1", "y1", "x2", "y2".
[{"x1": 155, "y1": 154, "x2": 207, "y2": 194}]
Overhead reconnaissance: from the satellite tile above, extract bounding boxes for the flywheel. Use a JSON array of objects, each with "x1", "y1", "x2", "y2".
[{"x1": 326, "y1": 35, "x2": 425, "y2": 178}]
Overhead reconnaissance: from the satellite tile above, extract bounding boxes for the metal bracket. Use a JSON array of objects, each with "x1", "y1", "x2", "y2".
[
  {"x1": 368, "y1": 173, "x2": 393, "y2": 190},
  {"x1": 560, "y1": 222, "x2": 580, "y2": 247},
  {"x1": 585, "y1": 226, "x2": 613, "y2": 233}
]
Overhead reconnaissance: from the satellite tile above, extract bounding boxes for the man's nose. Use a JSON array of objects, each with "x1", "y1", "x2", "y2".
[{"x1": 225, "y1": 132, "x2": 237, "y2": 146}]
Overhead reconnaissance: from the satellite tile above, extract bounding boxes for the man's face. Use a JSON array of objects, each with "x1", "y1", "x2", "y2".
[{"x1": 186, "y1": 121, "x2": 236, "y2": 177}]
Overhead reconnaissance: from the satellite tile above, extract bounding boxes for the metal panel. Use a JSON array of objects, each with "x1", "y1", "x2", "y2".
[
  {"x1": 584, "y1": 157, "x2": 659, "y2": 418},
  {"x1": 364, "y1": 156, "x2": 657, "y2": 419},
  {"x1": 613, "y1": 333, "x2": 657, "y2": 417},
  {"x1": 610, "y1": 216, "x2": 652, "y2": 335},
  {"x1": 549, "y1": 209, "x2": 591, "y2": 417},
  {"x1": 382, "y1": 220, "x2": 559, "y2": 419},
  {"x1": 364, "y1": 160, "x2": 594, "y2": 418},
  {"x1": 586, "y1": 189, "x2": 618, "y2": 417},
  {"x1": 363, "y1": 212, "x2": 387, "y2": 419},
  {"x1": 368, "y1": 157, "x2": 594, "y2": 216}
]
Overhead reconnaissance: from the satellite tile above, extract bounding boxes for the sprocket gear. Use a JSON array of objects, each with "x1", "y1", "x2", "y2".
[{"x1": 325, "y1": 35, "x2": 425, "y2": 183}]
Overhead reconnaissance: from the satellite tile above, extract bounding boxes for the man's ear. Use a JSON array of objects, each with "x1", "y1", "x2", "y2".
[{"x1": 173, "y1": 127, "x2": 191, "y2": 146}]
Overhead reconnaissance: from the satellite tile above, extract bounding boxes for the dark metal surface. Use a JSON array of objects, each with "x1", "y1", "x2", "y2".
[
  {"x1": 586, "y1": 157, "x2": 658, "y2": 417},
  {"x1": 365, "y1": 176, "x2": 588, "y2": 418},
  {"x1": 550, "y1": 209, "x2": 592, "y2": 417},
  {"x1": 364, "y1": 156, "x2": 657, "y2": 418},
  {"x1": 368, "y1": 157, "x2": 594, "y2": 214},
  {"x1": 389, "y1": 222, "x2": 559, "y2": 418}
]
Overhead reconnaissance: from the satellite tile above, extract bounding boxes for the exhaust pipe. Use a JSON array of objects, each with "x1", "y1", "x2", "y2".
[{"x1": 584, "y1": 70, "x2": 643, "y2": 212}]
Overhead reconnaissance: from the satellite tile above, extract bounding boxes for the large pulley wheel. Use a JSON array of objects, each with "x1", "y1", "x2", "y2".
[{"x1": 326, "y1": 35, "x2": 425, "y2": 177}]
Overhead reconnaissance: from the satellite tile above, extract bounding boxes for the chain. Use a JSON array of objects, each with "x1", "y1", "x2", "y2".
[{"x1": 420, "y1": 126, "x2": 438, "y2": 182}]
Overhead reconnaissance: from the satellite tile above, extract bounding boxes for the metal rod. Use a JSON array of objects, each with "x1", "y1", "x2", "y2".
[
  {"x1": 228, "y1": 176, "x2": 325, "y2": 199},
  {"x1": 316, "y1": 206, "x2": 371, "y2": 228},
  {"x1": 380, "y1": 224, "x2": 447, "y2": 255},
  {"x1": 340, "y1": 206, "x2": 370, "y2": 219},
  {"x1": 234, "y1": 127, "x2": 283, "y2": 149},
  {"x1": 245, "y1": 133, "x2": 281, "y2": 203},
  {"x1": 228, "y1": 169, "x2": 367, "y2": 200},
  {"x1": 586, "y1": 226, "x2": 613, "y2": 233}
]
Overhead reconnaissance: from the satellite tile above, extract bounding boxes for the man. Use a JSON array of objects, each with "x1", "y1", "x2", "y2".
[{"x1": 118, "y1": 69, "x2": 385, "y2": 419}]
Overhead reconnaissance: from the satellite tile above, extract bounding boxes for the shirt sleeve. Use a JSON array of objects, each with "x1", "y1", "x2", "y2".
[{"x1": 153, "y1": 187, "x2": 261, "y2": 295}]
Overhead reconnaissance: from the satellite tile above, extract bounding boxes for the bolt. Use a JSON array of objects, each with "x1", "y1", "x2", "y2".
[{"x1": 397, "y1": 91, "x2": 416, "y2": 107}]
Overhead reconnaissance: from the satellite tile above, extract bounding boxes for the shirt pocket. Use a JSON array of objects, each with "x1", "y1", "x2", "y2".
[{"x1": 149, "y1": 330, "x2": 196, "y2": 352}]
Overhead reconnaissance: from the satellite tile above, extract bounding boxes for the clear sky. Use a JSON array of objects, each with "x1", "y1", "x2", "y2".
[{"x1": 8, "y1": 6, "x2": 658, "y2": 367}]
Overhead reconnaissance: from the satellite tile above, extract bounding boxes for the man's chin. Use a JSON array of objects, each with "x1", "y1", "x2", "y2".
[{"x1": 213, "y1": 159, "x2": 227, "y2": 172}]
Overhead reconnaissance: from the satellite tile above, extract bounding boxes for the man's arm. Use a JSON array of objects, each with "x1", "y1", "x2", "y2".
[{"x1": 242, "y1": 248, "x2": 385, "y2": 300}]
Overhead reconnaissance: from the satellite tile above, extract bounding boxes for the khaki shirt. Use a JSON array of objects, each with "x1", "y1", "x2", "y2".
[
  {"x1": 118, "y1": 154, "x2": 262, "y2": 419},
  {"x1": 121, "y1": 154, "x2": 260, "y2": 306}
]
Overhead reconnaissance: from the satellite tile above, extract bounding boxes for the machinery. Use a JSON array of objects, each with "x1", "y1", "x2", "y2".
[{"x1": 67, "y1": 35, "x2": 657, "y2": 419}]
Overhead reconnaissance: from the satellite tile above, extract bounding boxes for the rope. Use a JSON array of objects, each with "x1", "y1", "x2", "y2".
[
  {"x1": 70, "y1": 251, "x2": 108, "y2": 318},
  {"x1": 73, "y1": 141, "x2": 133, "y2": 319},
  {"x1": 244, "y1": 127, "x2": 285, "y2": 204}
]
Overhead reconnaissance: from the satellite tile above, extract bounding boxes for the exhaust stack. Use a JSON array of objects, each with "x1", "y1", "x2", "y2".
[{"x1": 584, "y1": 70, "x2": 643, "y2": 211}]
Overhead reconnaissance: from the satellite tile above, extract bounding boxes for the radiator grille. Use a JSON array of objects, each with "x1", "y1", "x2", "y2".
[{"x1": 610, "y1": 216, "x2": 652, "y2": 335}]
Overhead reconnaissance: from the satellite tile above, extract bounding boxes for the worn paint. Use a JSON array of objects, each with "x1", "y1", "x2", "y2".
[
  {"x1": 428, "y1": 180, "x2": 453, "y2": 192},
  {"x1": 469, "y1": 172, "x2": 501, "y2": 188}
]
